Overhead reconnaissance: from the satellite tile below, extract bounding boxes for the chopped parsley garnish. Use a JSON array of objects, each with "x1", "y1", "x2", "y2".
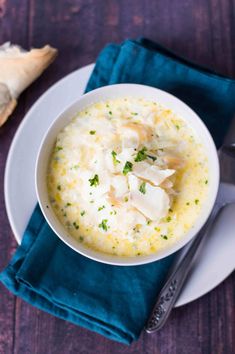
[
  {"x1": 73, "y1": 221, "x2": 79, "y2": 230},
  {"x1": 110, "y1": 210, "x2": 117, "y2": 215},
  {"x1": 66, "y1": 202, "x2": 72, "y2": 207},
  {"x1": 72, "y1": 164, "x2": 79, "y2": 170},
  {"x1": 99, "y1": 219, "x2": 108, "y2": 231},
  {"x1": 166, "y1": 216, "x2": 171, "y2": 222},
  {"x1": 186, "y1": 202, "x2": 190, "y2": 206},
  {"x1": 57, "y1": 185, "x2": 61, "y2": 191},
  {"x1": 123, "y1": 161, "x2": 133, "y2": 175},
  {"x1": 175, "y1": 124, "x2": 180, "y2": 130},
  {"x1": 89, "y1": 130, "x2": 96, "y2": 135},
  {"x1": 195, "y1": 199, "x2": 199, "y2": 205},
  {"x1": 147, "y1": 220, "x2": 151, "y2": 225},
  {"x1": 80, "y1": 210, "x2": 85, "y2": 216},
  {"x1": 111, "y1": 150, "x2": 120, "y2": 165},
  {"x1": 124, "y1": 196, "x2": 129, "y2": 202},
  {"x1": 131, "y1": 112, "x2": 138, "y2": 115},
  {"x1": 109, "y1": 111, "x2": 112, "y2": 115},
  {"x1": 89, "y1": 174, "x2": 99, "y2": 187},
  {"x1": 205, "y1": 180, "x2": 208, "y2": 184},
  {"x1": 134, "y1": 147, "x2": 147, "y2": 162},
  {"x1": 98, "y1": 205, "x2": 105, "y2": 211},
  {"x1": 161, "y1": 234, "x2": 168, "y2": 240},
  {"x1": 55, "y1": 146, "x2": 63, "y2": 152},
  {"x1": 139, "y1": 182, "x2": 146, "y2": 194},
  {"x1": 79, "y1": 236, "x2": 84, "y2": 242},
  {"x1": 169, "y1": 208, "x2": 173, "y2": 213},
  {"x1": 147, "y1": 154, "x2": 157, "y2": 161}
]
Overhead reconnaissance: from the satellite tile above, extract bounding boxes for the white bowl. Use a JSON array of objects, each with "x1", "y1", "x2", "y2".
[{"x1": 35, "y1": 84, "x2": 219, "y2": 266}]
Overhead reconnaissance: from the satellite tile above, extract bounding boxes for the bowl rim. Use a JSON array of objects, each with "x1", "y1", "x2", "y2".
[{"x1": 35, "y1": 83, "x2": 220, "y2": 266}]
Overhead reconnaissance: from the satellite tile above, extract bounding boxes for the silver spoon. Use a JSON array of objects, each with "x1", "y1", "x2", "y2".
[{"x1": 145, "y1": 143, "x2": 235, "y2": 333}]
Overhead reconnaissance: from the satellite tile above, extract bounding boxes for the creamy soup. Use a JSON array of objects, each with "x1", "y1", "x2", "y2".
[{"x1": 47, "y1": 97, "x2": 208, "y2": 257}]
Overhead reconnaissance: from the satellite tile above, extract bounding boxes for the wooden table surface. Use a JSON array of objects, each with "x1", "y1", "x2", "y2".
[{"x1": 0, "y1": 1, "x2": 235, "y2": 353}]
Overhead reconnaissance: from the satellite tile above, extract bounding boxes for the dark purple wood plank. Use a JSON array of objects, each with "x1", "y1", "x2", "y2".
[
  {"x1": 0, "y1": 0, "x2": 234, "y2": 353},
  {"x1": 0, "y1": 1, "x2": 30, "y2": 353}
]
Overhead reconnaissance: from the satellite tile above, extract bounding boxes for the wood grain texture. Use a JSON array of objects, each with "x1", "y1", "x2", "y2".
[{"x1": 0, "y1": 0, "x2": 235, "y2": 353}]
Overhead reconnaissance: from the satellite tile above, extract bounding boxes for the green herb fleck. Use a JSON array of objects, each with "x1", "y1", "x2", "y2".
[
  {"x1": 137, "y1": 252, "x2": 141, "y2": 256},
  {"x1": 89, "y1": 174, "x2": 99, "y2": 187},
  {"x1": 186, "y1": 202, "x2": 190, "y2": 206},
  {"x1": 175, "y1": 124, "x2": 180, "y2": 130},
  {"x1": 98, "y1": 205, "x2": 105, "y2": 211},
  {"x1": 139, "y1": 182, "x2": 146, "y2": 194},
  {"x1": 134, "y1": 147, "x2": 147, "y2": 162},
  {"x1": 109, "y1": 111, "x2": 112, "y2": 115},
  {"x1": 79, "y1": 236, "x2": 84, "y2": 242},
  {"x1": 147, "y1": 220, "x2": 151, "y2": 225},
  {"x1": 123, "y1": 161, "x2": 133, "y2": 175},
  {"x1": 147, "y1": 154, "x2": 157, "y2": 161},
  {"x1": 55, "y1": 146, "x2": 63, "y2": 152},
  {"x1": 166, "y1": 216, "x2": 171, "y2": 222},
  {"x1": 80, "y1": 210, "x2": 85, "y2": 216},
  {"x1": 169, "y1": 208, "x2": 173, "y2": 213},
  {"x1": 89, "y1": 130, "x2": 96, "y2": 135},
  {"x1": 99, "y1": 219, "x2": 108, "y2": 231},
  {"x1": 205, "y1": 180, "x2": 208, "y2": 184},
  {"x1": 131, "y1": 112, "x2": 138, "y2": 116},
  {"x1": 124, "y1": 196, "x2": 129, "y2": 202},
  {"x1": 73, "y1": 221, "x2": 79, "y2": 230},
  {"x1": 161, "y1": 234, "x2": 168, "y2": 240},
  {"x1": 111, "y1": 150, "x2": 120, "y2": 165},
  {"x1": 66, "y1": 203, "x2": 72, "y2": 207},
  {"x1": 57, "y1": 185, "x2": 61, "y2": 191},
  {"x1": 195, "y1": 199, "x2": 199, "y2": 205}
]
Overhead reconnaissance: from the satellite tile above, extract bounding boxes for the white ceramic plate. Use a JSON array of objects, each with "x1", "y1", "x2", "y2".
[{"x1": 4, "y1": 64, "x2": 235, "y2": 306}]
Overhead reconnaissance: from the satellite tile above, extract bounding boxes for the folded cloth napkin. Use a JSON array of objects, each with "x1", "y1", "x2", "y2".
[{"x1": 1, "y1": 38, "x2": 235, "y2": 345}]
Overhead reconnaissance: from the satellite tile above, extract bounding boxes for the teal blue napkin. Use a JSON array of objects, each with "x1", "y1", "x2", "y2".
[{"x1": 1, "y1": 39, "x2": 235, "y2": 345}]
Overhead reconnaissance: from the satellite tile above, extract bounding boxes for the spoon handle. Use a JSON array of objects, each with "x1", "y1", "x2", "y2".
[{"x1": 145, "y1": 203, "x2": 221, "y2": 333}]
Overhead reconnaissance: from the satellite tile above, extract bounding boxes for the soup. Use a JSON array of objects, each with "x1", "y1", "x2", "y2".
[{"x1": 47, "y1": 97, "x2": 208, "y2": 257}]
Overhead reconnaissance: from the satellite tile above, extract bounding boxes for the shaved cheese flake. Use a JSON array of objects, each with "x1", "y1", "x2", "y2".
[
  {"x1": 133, "y1": 161, "x2": 175, "y2": 185},
  {"x1": 128, "y1": 174, "x2": 170, "y2": 220},
  {"x1": 111, "y1": 175, "x2": 129, "y2": 198}
]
